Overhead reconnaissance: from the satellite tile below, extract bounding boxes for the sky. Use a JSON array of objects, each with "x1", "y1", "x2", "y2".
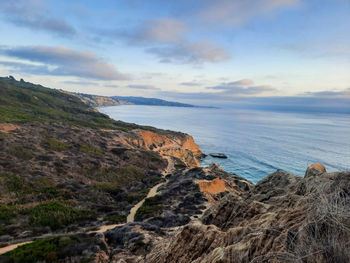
[{"x1": 0, "y1": 0, "x2": 349, "y2": 111}]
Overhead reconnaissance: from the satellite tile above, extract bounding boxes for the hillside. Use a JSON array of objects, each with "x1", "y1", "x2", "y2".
[
  {"x1": 0, "y1": 77, "x2": 122, "y2": 129},
  {"x1": 112, "y1": 96, "x2": 196, "y2": 107},
  {"x1": 66, "y1": 92, "x2": 132, "y2": 107}
]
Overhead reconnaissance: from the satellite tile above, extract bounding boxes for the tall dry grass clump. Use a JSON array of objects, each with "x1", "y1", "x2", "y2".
[{"x1": 290, "y1": 177, "x2": 350, "y2": 263}]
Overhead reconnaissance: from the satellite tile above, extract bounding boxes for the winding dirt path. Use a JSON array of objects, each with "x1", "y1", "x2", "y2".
[
  {"x1": 90, "y1": 156, "x2": 173, "y2": 233},
  {"x1": 126, "y1": 180, "x2": 166, "y2": 223},
  {"x1": 0, "y1": 156, "x2": 174, "y2": 255},
  {"x1": 0, "y1": 242, "x2": 31, "y2": 255}
]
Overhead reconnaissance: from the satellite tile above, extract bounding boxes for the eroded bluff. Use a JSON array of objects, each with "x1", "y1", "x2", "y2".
[
  {"x1": 142, "y1": 165, "x2": 350, "y2": 263},
  {"x1": 95, "y1": 164, "x2": 349, "y2": 263}
]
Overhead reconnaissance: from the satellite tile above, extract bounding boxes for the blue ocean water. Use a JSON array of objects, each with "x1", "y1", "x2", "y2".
[{"x1": 100, "y1": 105, "x2": 350, "y2": 183}]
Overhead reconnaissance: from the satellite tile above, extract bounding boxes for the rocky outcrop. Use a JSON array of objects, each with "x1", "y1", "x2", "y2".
[
  {"x1": 112, "y1": 129, "x2": 204, "y2": 168},
  {"x1": 140, "y1": 165, "x2": 350, "y2": 263},
  {"x1": 305, "y1": 162, "x2": 326, "y2": 178},
  {"x1": 132, "y1": 164, "x2": 252, "y2": 228}
]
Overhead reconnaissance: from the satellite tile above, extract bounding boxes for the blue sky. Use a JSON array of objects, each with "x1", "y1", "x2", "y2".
[{"x1": 0, "y1": 0, "x2": 349, "y2": 109}]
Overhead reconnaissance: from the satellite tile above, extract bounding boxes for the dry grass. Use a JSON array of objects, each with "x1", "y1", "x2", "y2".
[{"x1": 248, "y1": 181, "x2": 350, "y2": 263}]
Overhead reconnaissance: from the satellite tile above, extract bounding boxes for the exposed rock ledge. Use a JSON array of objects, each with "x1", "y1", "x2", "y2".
[
  {"x1": 112, "y1": 129, "x2": 204, "y2": 168},
  {"x1": 142, "y1": 166, "x2": 350, "y2": 263},
  {"x1": 97, "y1": 164, "x2": 349, "y2": 263}
]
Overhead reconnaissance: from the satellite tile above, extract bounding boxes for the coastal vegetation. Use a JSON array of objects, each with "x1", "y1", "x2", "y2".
[
  {"x1": 0, "y1": 77, "x2": 127, "y2": 130},
  {"x1": 25, "y1": 201, "x2": 96, "y2": 230},
  {"x1": 135, "y1": 196, "x2": 163, "y2": 221}
]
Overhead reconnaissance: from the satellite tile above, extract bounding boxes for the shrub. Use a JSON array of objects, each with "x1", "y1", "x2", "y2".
[
  {"x1": 4, "y1": 236, "x2": 80, "y2": 263},
  {"x1": 0, "y1": 174, "x2": 33, "y2": 198},
  {"x1": 105, "y1": 214, "x2": 126, "y2": 223},
  {"x1": 9, "y1": 146, "x2": 33, "y2": 160},
  {"x1": 278, "y1": 182, "x2": 350, "y2": 263},
  {"x1": 25, "y1": 201, "x2": 95, "y2": 230},
  {"x1": 135, "y1": 195, "x2": 163, "y2": 221},
  {"x1": 0, "y1": 204, "x2": 17, "y2": 223},
  {"x1": 5, "y1": 175, "x2": 30, "y2": 193},
  {"x1": 123, "y1": 189, "x2": 149, "y2": 203},
  {"x1": 44, "y1": 137, "x2": 68, "y2": 151},
  {"x1": 80, "y1": 144, "x2": 103, "y2": 156},
  {"x1": 116, "y1": 127, "x2": 129, "y2": 132}
]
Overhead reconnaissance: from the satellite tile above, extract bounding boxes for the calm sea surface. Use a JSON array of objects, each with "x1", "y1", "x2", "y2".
[{"x1": 100, "y1": 105, "x2": 350, "y2": 183}]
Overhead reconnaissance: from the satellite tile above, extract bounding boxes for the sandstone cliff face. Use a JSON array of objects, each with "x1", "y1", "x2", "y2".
[{"x1": 112, "y1": 129, "x2": 204, "y2": 168}]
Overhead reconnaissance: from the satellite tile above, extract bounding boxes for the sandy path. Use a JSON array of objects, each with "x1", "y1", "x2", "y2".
[
  {"x1": 0, "y1": 242, "x2": 31, "y2": 255},
  {"x1": 126, "y1": 180, "x2": 166, "y2": 223},
  {"x1": 0, "y1": 156, "x2": 175, "y2": 255}
]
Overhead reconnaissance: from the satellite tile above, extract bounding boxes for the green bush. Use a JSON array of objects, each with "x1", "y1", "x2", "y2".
[
  {"x1": 0, "y1": 204, "x2": 17, "y2": 223},
  {"x1": 4, "y1": 236, "x2": 80, "y2": 263},
  {"x1": 25, "y1": 201, "x2": 95, "y2": 230},
  {"x1": 9, "y1": 146, "x2": 33, "y2": 160},
  {"x1": 44, "y1": 137, "x2": 68, "y2": 151},
  {"x1": 118, "y1": 165, "x2": 144, "y2": 177},
  {"x1": 35, "y1": 187, "x2": 61, "y2": 200},
  {"x1": 5, "y1": 175, "x2": 30, "y2": 193},
  {"x1": 93, "y1": 182, "x2": 121, "y2": 194},
  {"x1": 116, "y1": 127, "x2": 129, "y2": 132},
  {"x1": 80, "y1": 144, "x2": 103, "y2": 156},
  {"x1": 0, "y1": 174, "x2": 33, "y2": 198},
  {"x1": 135, "y1": 195, "x2": 163, "y2": 221},
  {"x1": 105, "y1": 214, "x2": 126, "y2": 223},
  {"x1": 122, "y1": 191, "x2": 148, "y2": 203}
]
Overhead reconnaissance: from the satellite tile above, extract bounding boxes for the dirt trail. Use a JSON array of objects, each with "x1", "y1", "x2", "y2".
[
  {"x1": 0, "y1": 156, "x2": 175, "y2": 255},
  {"x1": 126, "y1": 180, "x2": 166, "y2": 223},
  {"x1": 0, "y1": 242, "x2": 31, "y2": 255},
  {"x1": 92, "y1": 156, "x2": 173, "y2": 232}
]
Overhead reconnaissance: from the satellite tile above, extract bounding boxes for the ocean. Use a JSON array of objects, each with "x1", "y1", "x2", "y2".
[{"x1": 100, "y1": 105, "x2": 350, "y2": 184}]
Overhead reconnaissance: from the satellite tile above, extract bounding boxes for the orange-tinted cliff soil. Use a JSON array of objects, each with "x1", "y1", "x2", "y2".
[{"x1": 111, "y1": 129, "x2": 204, "y2": 168}]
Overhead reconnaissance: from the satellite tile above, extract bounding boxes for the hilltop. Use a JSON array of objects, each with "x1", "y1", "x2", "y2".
[{"x1": 0, "y1": 77, "x2": 122, "y2": 129}]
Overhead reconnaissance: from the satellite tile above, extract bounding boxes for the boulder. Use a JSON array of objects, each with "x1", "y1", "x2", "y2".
[{"x1": 305, "y1": 163, "x2": 326, "y2": 178}]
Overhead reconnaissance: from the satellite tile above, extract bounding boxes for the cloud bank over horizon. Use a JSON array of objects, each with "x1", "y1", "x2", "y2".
[{"x1": 0, "y1": 0, "x2": 349, "y2": 112}]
